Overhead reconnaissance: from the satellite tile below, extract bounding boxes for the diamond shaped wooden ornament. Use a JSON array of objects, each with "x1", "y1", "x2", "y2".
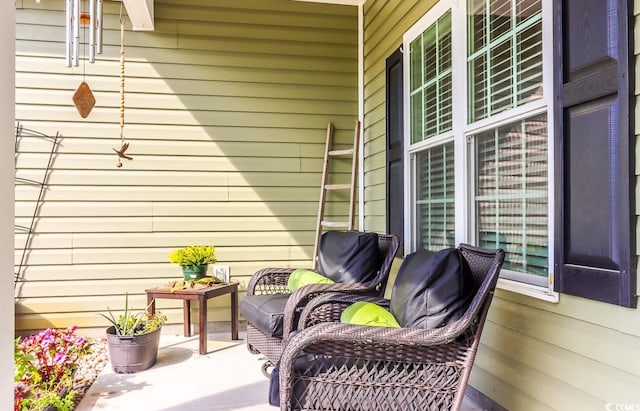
[{"x1": 72, "y1": 81, "x2": 96, "y2": 118}]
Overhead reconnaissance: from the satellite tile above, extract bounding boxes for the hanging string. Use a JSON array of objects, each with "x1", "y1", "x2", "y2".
[
  {"x1": 82, "y1": 1, "x2": 86, "y2": 82},
  {"x1": 113, "y1": 2, "x2": 132, "y2": 168},
  {"x1": 119, "y1": 15, "x2": 125, "y2": 142}
]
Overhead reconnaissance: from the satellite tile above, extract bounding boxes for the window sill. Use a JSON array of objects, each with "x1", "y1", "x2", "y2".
[{"x1": 497, "y1": 278, "x2": 559, "y2": 303}]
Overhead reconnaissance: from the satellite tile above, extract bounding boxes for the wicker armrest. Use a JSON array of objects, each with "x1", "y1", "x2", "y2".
[
  {"x1": 283, "y1": 321, "x2": 463, "y2": 363},
  {"x1": 246, "y1": 267, "x2": 297, "y2": 296},
  {"x1": 296, "y1": 292, "x2": 390, "y2": 330},
  {"x1": 282, "y1": 283, "x2": 498, "y2": 368},
  {"x1": 281, "y1": 282, "x2": 378, "y2": 342}
]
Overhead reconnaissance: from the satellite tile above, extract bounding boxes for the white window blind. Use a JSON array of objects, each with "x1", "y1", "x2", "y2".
[
  {"x1": 473, "y1": 114, "x2": 548, "y2": 276},
  {"x1": 467, "y1": 0, "x2": 543, "y2": 123},
  {"x1": 416, "y1": 142, "x2": 456, "y2": 251},
  {"x1": 410, "y1": 11, "x2": 452, "y2": 144}
]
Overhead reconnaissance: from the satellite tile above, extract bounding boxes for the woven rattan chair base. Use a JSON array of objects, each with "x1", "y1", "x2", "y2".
[
  {"x1": 287, "y1": 356, "x2": 461, "y2": 411},
  {"x1": 247, "y1": 324, "x2": 283, "y2": 365}
]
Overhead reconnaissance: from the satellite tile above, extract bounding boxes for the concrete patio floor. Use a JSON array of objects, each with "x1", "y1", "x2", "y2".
[{"x1": 76, "y1": 330, "x2": 485, "y2": 411}]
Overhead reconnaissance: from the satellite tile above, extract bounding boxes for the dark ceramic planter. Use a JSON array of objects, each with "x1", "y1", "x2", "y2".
[
  {"x1": 106, "y1": 326, "x2": 161, "y2": 374},
  {"x1": 182, "y1": 264, "x2": 208, "y2": 280}
]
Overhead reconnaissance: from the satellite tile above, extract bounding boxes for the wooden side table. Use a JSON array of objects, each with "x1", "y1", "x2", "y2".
[{"x1": 145, "y1": 282, "x2": 239, "y2": 355}]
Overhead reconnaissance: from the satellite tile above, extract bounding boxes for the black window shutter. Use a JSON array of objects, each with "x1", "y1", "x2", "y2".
[
  {"x1": 554, "y1": 0, "x2": 636, "y2": 307},
  {"x1": 386, "y1": 47, "x2": 404, "y2": 255}
]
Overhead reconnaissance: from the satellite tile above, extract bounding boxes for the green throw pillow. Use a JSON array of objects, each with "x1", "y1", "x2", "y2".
[
  {"x1": 340, "y1": 301, "x2": 401, "y2": 328},
  {"x1": 288, "y1": 268, "x2": 334, "y2": 292}
]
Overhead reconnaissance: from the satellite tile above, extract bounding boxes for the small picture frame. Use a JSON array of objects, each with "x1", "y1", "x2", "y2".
[{"x1": 212, "y1": 264, "x2": 230, "y2": 283}]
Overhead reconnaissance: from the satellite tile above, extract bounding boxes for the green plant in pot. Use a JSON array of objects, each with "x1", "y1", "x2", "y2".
[
  {"x1": 169, "y1": 245, "x2": 217, "y2": 280},
  {"x1": 99, "y1": 294, "x2": 167, "y2": 374}
]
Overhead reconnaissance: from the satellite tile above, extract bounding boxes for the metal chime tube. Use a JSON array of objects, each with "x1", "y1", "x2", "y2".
[
  {"x1": 65, "y1": 0, "x2": 73, "y2": 67},
  {"x1": 66, "y1": 0, "x2": 104, "y2": 67},
  {"x1": 72, "y1": 0, "x2": 80, "y2": 66},
  {"x1": 96, "y1": 0, "x2": 103, "y2": 54},
  {"x1": 89, "y1": 0, "x2": 96, "y2": 62}
]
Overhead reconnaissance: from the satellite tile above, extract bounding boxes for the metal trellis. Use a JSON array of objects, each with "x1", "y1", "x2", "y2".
[{"x1": 14, "y1": 123, "x2": 60, "y2": 288}]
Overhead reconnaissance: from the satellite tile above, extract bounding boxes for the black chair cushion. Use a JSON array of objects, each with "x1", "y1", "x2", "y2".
[
  {"x1": 239, "y1": 293, "x2": 290, "y2": 338},
  {"x1": 317, "y1": 231, "x2": 379, "y2": 284},
  {"x1": 390, "y1": 248, "x2": 475, "y2": 330}
]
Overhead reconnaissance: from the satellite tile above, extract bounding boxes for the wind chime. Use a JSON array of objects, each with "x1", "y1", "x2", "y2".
[
  {"x1": 65, "y1": 0, "x2": 133, "y2": 168},
  {"x1": 67, "y1": 0, "x2": 100, "y2": 118}
]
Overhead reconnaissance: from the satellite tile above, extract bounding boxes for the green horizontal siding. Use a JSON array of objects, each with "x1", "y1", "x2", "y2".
[{"x1": 14, "y1": 0, "x2": 358, "y2": 332}]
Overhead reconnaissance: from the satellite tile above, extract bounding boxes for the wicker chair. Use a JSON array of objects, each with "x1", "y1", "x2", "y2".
[
  {"x1": 241, "y1": 232, "x2": 399, "y2": 375},
  {"x1": 277, "y1": 244, "x2": 505, "y2": 411}
]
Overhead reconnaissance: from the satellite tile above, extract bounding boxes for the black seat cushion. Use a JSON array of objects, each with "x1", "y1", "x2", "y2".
[
  {"x1": 390, "y1": 248, "x2": 475, "y2": 330},
  {"x1": 317, "y1": 231, "x2": 379, "y2": 285},
  {"x1": 239, "y1": 293, "x2": 290, "y2": 338}
]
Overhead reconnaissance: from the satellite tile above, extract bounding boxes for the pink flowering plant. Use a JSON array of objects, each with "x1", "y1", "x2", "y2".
[{"x1": 14, "y1": 326, "x2": 92, "y2": 411}]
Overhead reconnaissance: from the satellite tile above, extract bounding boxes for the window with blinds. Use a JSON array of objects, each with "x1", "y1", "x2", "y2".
[
  {"x1": 404, "y1": 0, "x2": 549, "y2": 290},
  {"x1": 410, "y1": 11, "x2": 452, "y2": 144},
  {"x1": 467, "y1": 0, "x2": 543, "y2": 123},
  {"x1": 468, "y1": 0, "x2": 547, "y2": 281},
  {"x1": 474, "y1": 114, "x2": 548, "y2": 277},
  {"x1": 416, "y1": 143, "x2": 455, "y2": 251}
]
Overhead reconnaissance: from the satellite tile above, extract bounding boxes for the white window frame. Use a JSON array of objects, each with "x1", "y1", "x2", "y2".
[{"x1": 402, "y1": 0, "x2": 558, "y2": 302}]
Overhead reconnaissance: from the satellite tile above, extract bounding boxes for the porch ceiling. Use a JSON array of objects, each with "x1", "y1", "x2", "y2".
[{"x1": 293, "y1": 0, "x2": 361, "y2": 5}]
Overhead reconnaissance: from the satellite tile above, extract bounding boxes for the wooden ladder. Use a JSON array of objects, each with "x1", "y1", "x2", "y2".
[{"x1": 312, "y1": 120, "x2": 360, "y2": 269}]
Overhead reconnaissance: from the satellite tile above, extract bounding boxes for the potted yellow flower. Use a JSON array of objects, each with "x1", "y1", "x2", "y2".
[{"x1": 169, "y1": 245, "x2": 217, "y2": 280}]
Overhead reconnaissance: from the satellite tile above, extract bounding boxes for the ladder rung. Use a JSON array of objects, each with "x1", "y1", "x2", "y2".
[
  {"x1": 328, "y1": 148, "x2": 354, "y2": 156},
  {"x1": 15, "y1": 225, "x2": 30, "y2": 231},
  {"x1": 325, "y1": 183, "x2": 351, "y2": 190},
  {"x1": 321, "y1": 221, "x2": 350, "y2": 228}
]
